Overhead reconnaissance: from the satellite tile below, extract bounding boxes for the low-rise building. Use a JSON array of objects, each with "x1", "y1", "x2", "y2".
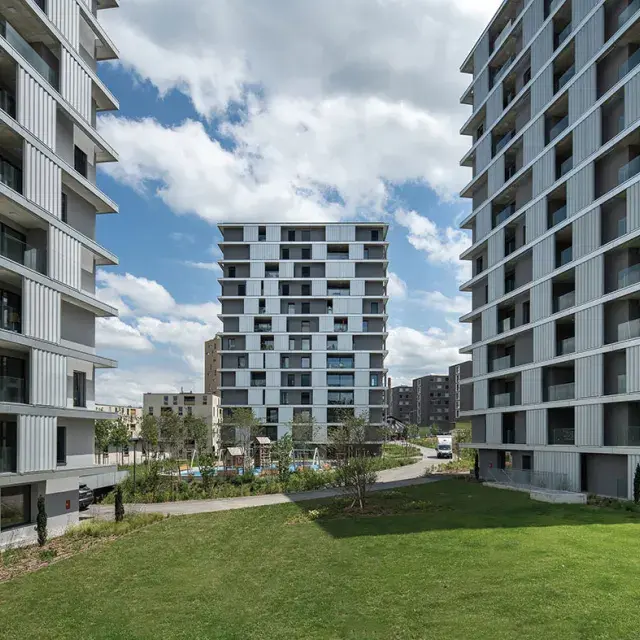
[
  {"x1": 388, "y1": 385, "x2": 414, "y2": 424},
  {"x1": 95, "y1": 405, "x2": 143, "y2": 435}
]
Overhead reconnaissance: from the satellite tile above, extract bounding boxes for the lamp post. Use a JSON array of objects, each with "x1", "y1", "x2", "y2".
[{"x1": 129, "y1": 435, "x2": 141, "y2": 493}]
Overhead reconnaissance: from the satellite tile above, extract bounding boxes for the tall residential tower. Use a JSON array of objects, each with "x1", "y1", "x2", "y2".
[
  {"x1": 460, "y1": 0, "x2": 640, "y2": 497},
  {"x1": 217, "y1": 223, "x2": 388, "y2": 443},
  {"x1": 0, "y1": 0, "x2": 120, "y2": 545}
]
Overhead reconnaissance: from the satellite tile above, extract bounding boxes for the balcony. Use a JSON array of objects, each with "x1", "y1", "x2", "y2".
[
  {"x1": 619, "y1": 0, "x2": 640, "y2": 30},
  {"x1": 498, "y1": 316, "x2": 513, "y2": 333},
  {"x1": 550, "y1": 205, "x2": 567, "y2": 228},
  {"x1": 495, "y1": 203, "x2": 516, "y2": 226},
  {"x1": 618, "y1": 263, "x2": 640, "y2": 289},
  {"x1": 553, "y1": 290, "x2": 575, "y2": 313},
  {"x1": 617, "y1": 318, "x2": 640, "y2": 341},
  {"x1": 547, "y1": 382, "x2": 575, "y2": 401},
  {"x1": 334, "y1": 324, "x2": 348, "y2": 333},
  {"x1": 557, "y1": 156, "x2": 573, "y2": 178},
  {"x1": 556, "y1": 65, "x2": 575, "y2": 92},
  {"x1": 618, "y1": 156, "x2": 640, "y2": 185},
  {"x1": 557, "y1": 336, "x2": 575, "y2": 355},
  {"x1": 327, "y1": 253, "x2": 349, "y2": 260},
  {"x1": 493, "y1": 19, "x2": 513, "y2": 51},
  {"x1": 0, "y1": 88, "x2": 15, "y2": 120},
  {"x1": 327, "y1": 288, "x2": 350, "y2": 297},
  {"x1": 491, "y1": 392, "x2": 515, "y2": 408},
  {"x1": 264, "y1": 271, "x2": 279, "y2": 279},
  {"x1": 558, "y1": 246, "x2": 573, "y2": 267},
  {"x1": 555, "y1": 23, "x2": 572, "y2": 49},
  {"x1": 495, "y1": 131, "x2": 515, "y2": 155},
  {"x1": 0, "y1": 20, "x2": 58, "y2": 90},
  {"x1": 250, "y1": 379, "x2": 266, "y2": 388},
  {"x1": 548, "y1": 116, "x2": 569, "y2": 142},
  {"x1": 618, "y1": 373, "x2": 627, "y2": 394},
  {"x1": 0, "y1": 445, "x2": 15, "y2": 473},
  {"x1": 549, "y1": 427, "x2": 575, "y2": 445},
  {"x1": 619, "y1": 49, "x2": 640, "y2": 81},
  {"x1": 254, "y1": 324, "x2": 272, "y2": 333},
  {"x1": 492, "y1": 354, "x2": 514, "y2": 372}
]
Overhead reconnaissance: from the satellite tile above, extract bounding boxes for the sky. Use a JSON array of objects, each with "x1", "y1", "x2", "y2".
[{"x1": 92, "y1": 0, "x2": 503, "y2": 406}]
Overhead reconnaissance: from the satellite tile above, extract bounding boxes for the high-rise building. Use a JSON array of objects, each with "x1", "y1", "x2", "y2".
[
  {"x1": 204, "y1": 334, "x2": 221, "y2": 395},
  {"x1": 217, "y1": 223, "x2": 388, "y2": 442},
  {"x1": 448, "y1": 362, "x2": 473, "y2": 428},
  {"x1": 459, "y1": 0, "x2": 640, "y2": 498},
  {"x1": 412, "y1": 374, "x2": 450, "y2": 432},
  {"x1": 388, "y1": 385, "x2": 414, "y2": 424},
  {"x1": 0, "y1": 0, "x2": 121, "y2": 546}
]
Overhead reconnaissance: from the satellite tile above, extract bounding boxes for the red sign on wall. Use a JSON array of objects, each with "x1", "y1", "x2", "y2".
[{"x1": 66, "y1": 500, "x2": 70, "y2": 510}]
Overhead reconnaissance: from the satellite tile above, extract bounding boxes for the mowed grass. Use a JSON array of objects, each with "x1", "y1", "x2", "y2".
[{"x1": 2, "y1": 480, "x2": 640, "y2": 640}]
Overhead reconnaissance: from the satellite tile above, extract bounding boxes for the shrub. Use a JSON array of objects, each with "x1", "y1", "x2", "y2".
[
  {"x1": 66, "y1": 513, "x2": 165, "y2": 539},
  {"x1": 35, "y1": 495, "x2": 47, "y2": 547},
  {"x1": 115, "y1": 486, "x2": 124, "y2": 523},
  {"x1": 474, "y1": 453, "x2": 480, "y2": 482},
  {"x1": 634, "y1": 464, "x2": 640, "y2": 504}
]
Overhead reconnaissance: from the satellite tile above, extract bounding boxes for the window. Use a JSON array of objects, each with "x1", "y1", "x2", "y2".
[
  {"x1": 288, "y1": 230, "x2": 296, "y2": 241},
  {"x1": 301, "y1": 373, "x2": 311, "y2": 386},
  {"x1": 61, "y1": 192, "x2": 68, "y2": 224},
  {"x1": 371, "y1": 229, "x2": 379, "y2": 241},
  {"x1": 238, "y1": 284, "x2": 246, "y2": 296},
  {"x1": 228, "y1": 266, "x2": 236, "y2": 278},
  {"x1": 73, "y1": 371, "x2": 86, "y2": 407},
  {"x1": 301, "y1": 229, "x2": 311, "y2": 241},
  {"x1": 173, "y1": 395, "x2": 178, "y2": 405},
  {"x1": 259, "y1": 299, "x2": 266, "y2": 314},
  {"x1": 301, "y1": 266, "x2": 311, "y2": 278},
  {"x1": 184, "y1": 395, "x2": 195, "y2": 405},
  {"x1": 301, "y1": 302, "x2": 310, "y2": 314},
  {"x1": 327, "y1": 355, "x2": 354, "y2": 368},
  {"x1": 0, "y1": 421, "x2": 16, "y2": 473},
  {"x1": 301, "y1": 392, "x2": 311, "y2": 405},
  {"x1": 301, "y1": 338, "x2": 311, "y2": 350},
  {"x1": 288, "y1": 373, "x2": 296, "y2": 387},
  {"x1": 371, "y1": 302, "x2": 379, "y2": 314},
  {"x1": 282, "y1": 248, "x2": 290, "y2": 259},
  {"x1": 301, "y1": 284, "x2": 311, "y2": 296},
  {"x1": 362, "y1": 320, "x2": 369, "y2": 332},
  {"x1": 281, "y1": 391, "x2": 290, "y2": 405},
  {"x1": 288, "y1": 303, "x2": 296, "y2": 315},
  {"x1": 258, "y1": 225, "x2": 266, "y2": 241},
  {"x1": 328, "y1": 391, "x2": 354, "y2": 405},
  {"x1": 301, "y1": 247, "x2": 311, "y2": 260},
  {"x1": 475, "y1": 256, "x2": 483, "y2": 273},
  {"x1": 327, "y1": 337, "x2": 338, "y2": 351},
  {"x1": 187, "y1": 406, "x2": 193, "y2": 415},
  {"x1": 238, "y1": 355, "x2": 247, "y2": 368},
  {"x1": 56, "y1": 426, "x2": 66, "y2": 465},
  {"x1": 289, "y1": 338, "x2": 296, "y2": 350},
  {"x1": 1, "y1": 484, "x2": 31, "y2": 531},
  {"x1": 282, "y1": 284, "x2": 290, "y2": 296},
  {"x1": 74, "y1": 145, "x2": 87, "y2": 177},
  {"x1": 364, "y1": 248, "x2": 369, "y2": 259},
  {"x1": 228, "y1": 338, "x2": 236, "y2": 350},
  {"x1": 523, "y1": 301, "x2": 531, "y2": 324},
  {"x1": 370, "y1": 373, "x2": 380, "y2": 387},
  {"x1": 301, "y1": 356, "x2": 311, "y2": 368},
  {"x1": 203, "y1": 395, "x2": 208, "y2": 405},
  {"x1": 148, "y1": 407, "x2": 154, "y2": 415},
  {"x1": 267, "y1": 408, "x2": 279, "y2": 423},
  {"x1": 178, "y1": 406, "x2": 183, "y2": 416},
  {"x1": 282, "y1": 356, "x2": 290, "y2": 369},
  {"x1": 301, "y1": 320, "x2": 311, "y2": 332},
  {"x1": 327, "y1": 373, "x2": 354, "y2": 387}
]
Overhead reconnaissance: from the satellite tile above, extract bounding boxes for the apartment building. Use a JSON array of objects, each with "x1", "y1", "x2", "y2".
[
  {"x1": 459, "y1": 0, "x2": 640, "y2": 498},
  {"x1": 95, "y1": 404, "x2": 142, "y2": 434},
  {"x1": 0, "y1": 0, "x2": 121, "y2": 546},
  {"x1": 204, "y1": 334, "x2": 221, "y2": 396},
  {"x1": 143, "y1": 392, "x2": 221, "y2": 453},
  {"x1": 412, "y1": 374, "x2": 451, "y2": 432},
  {"x1": 448, "y1": 361, "x2": 473, "y2": 428},
  {"x1": 388, "y1": 385, "x2": 414, "y2": 424},
  {"x1": 217, "y1": 223, "x2": 389, "y2": 443}
]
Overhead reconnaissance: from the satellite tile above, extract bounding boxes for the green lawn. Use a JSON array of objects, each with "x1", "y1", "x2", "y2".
[{"x1": 3, "y1": 480, "x2": 640, "y2": 639}]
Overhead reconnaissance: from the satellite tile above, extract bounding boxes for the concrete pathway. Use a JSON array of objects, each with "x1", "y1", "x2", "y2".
[{"x1": 90, "y1": 443, "x2": 442, "y2": 519}]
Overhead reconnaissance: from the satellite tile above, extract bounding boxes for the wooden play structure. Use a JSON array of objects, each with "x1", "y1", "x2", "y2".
[
  {"x1": 253, "y1": 436, "x2": 272, "y2": 469},
  {"x1": 222, "y1": 446, "x2": 245, "y2": 470}
]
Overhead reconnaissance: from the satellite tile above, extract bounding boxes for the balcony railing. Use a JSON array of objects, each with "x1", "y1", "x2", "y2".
[
  {"x1": 0, "y1": 156, "x2": 22, "y2": 194},
  {"x1": 620, "y1": 48, "x2": 640, "y2": 81},
  {"x1": 254, "y1": 325, "x2": 272, "y2": 333},
  {"x1": 553, "y1": 290, "x2": 575, "y2": 313},
  {"x1": 495, "y1": 130, "x2": 515, "y2": 155},
  {"x1": 264, "y1": 272, "x2": 279, "y2": 279},
  {"x1": 557, "y1": 336, "x2": 575, "y2": 355},
  {"x1": 0, "y1": 445, "x2": 15, "y2": 473},
  {"x1": 549, "y1": 427, "x2": 575, "y2": 445},
  {"x1": 492, "y1": 354, "x2": 514, "y2": 372},
  {"x1": 617, "y1": 263, "x2": 640, "y2": 289},
  {"x1": 327, "y1": 253, "x2": 349, "y2": 260},
  {"x1": 558, "y1": 246, "x2": 573, "y2": 266},
  {"x1": 558, "y1": 156, "x2": 573, "y2": 178},
  {"x1": 548, "y1": 115, "x2": 569, "y2": 141},
  {"x1": 618, "y1": 373, "x2": 627, "y2": 394},
  {"x1": 491, "y1": 392, "x2": 514, "y2": 408},
  {"x1": 547, "y1": 382, "x2": 575, "y2": 401},
  {"x1": 334, "y1": 325, "x2": 348, "y2": 333},
  {"x1": 619, "y1": 0, "x2": 640, "y2": 30},
  {"x1": 328, "y1": 289, "x2": 350, "y2": 296},
  {"x1": 498, "y1": 316, "x2": 513, "y2": 333},
  {"x1": 493, "y1": 19, "x2": 513, "y2": 51},
  {"x1": 503, "y1": 429, "x2": 516, "y2": 445},
  {"x1": 617, "y1": 317, "x2": 640, "y2": 341},
  {"x1": 495, "y1": 203, "x2": 516, "y2": 226},
  {"x1": 618, "y1": 217, "x2": 628, "y2": 238},
  {"x1": 555, "y1": 23, "x2": 572, "y2": 49},
  {"x1": 0, "y1": 20, "x2": 59, "y2": 90},
  {"x1": 556, "y1": 65, "x2": 575, "y2": 91},
  {"x1": 250, "y1": 380, "x2": 266, "y2": 387},
  {"x1": 619, "y1": 156, "x2": 640, "y2": 186},
  {"x1": 550, "y1": 205, "x2": 567, "y2": 227},
  {"x1": 611, "y1": 425, "x2": 640, "y2": 446},
  {"x1": 0, "y1": 89, "x2": 16, "y2": 120},
  {"x1": 0, "y1": 376, "x2": 25, "y2": 403}
]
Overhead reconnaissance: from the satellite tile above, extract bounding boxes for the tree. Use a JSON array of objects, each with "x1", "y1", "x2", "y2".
[
  {"x1": 634, "y1": 463, "x2": 640, "y2": 504},
  {"x1": 454, "y1": 422, "x2": 475, "y2": 469},
  {"x1": 109, "y1": 418, "x2": 130, "y2": 465},
  {"x1": 139, "y1": 414, "x2": 159, "y2": 462},
  {"x1": 290, "y1": 412, "x2": 319, "y2": 448},
  {"x1": 183, "y1": 414, "x2": 209, "y2": 458},
  {"x1": 474, "y1": 452, "x2": 480, "y2": 482},
  {"x1": 114, "y1": 486, "x2": 124, "y2": 523},
  {"x1": 406, "y1": 423, "x2": 419, "y2": 442},
  {"x1": 271, "y1": 433, "x2": 293, "y2": 483},
  {"x1": 95, "y1": 419, "x2": 113, "y2": 463},
  {"x1": 159, "y1": 412, "x2": 184, "y2": 461},
  {"x1": 223, "y1": 408, "x2": 263, "y2": 470},
  {"x1": 198, "y1": 453, "x2": 217, "y2": 494},
  {"x1": 429, "y1": 424, "x2": 439, "y2": 437},
  {"x1": 35, "y1": 495, "x2": 47, "y2": 547}
]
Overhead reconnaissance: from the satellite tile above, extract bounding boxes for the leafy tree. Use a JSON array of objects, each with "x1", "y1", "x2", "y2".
[
  {"x1": 290, "y1": 412, "x2": 319, "y2": 447},
  {"x1": 95, "y1": 419, "x2": 113, "y2": 463},
  {"x1": 405, "y1": 423, "x2": 419, "y2": 441},
  {"x1": 139, "y1": 414, "x2": 159, "y2": 462},
  {"x1": 109, "y1": 418, "x2": 130, "y2": 465},
  {"x1": 454, "y1": 422, "x2": 475, "y2": 467},
  {"x1": 35, "y1": 495, "x2": 47, "y2": 547},
  {"x1": 223, "y1": 408, "x2": 263, "y2": 470},
  {"x1": 198, "y1": 453, "x2": 217, "y2": 494},
  {"x1": 114, "y1": 486, "x2": 124, "y2": 523},
  {"x1": 159, "y1": 412, "x2": 184, "y2": 460},
  {"x1": 474, "y1": 452, "x2": 480, "y2": 482},
  {"x1": 634, "y1": 463, "x2": 640, "y2": 504},
  {"x1": 271, "y1": 433, "x2": 293, "y2": 483},
  {"x1": 183, "y1": 414, "x2": 209, "y2": 457},
  {"x1": 429, "y1": 424, "x2": 439, "y2": 437}
]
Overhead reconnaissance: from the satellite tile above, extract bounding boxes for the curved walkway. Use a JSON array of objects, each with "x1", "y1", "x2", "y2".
[{"x1": 89, "y1": 444, "x2": 442, "y2": 518}]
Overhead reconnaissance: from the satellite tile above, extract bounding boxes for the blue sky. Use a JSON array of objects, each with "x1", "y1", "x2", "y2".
[{"x1": 92, "y1": 0, "x2": 501, "y2": 405}]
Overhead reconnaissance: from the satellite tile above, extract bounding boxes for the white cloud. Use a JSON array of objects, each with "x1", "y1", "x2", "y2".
[
  {"x1": 418, "y1": 291, "x2": 471, "y2": 315},
  {"x1": 388, "y1": 272, "x2": 407, "y2": 299},
  {"x1": 96, "y1": 317, "x2": 154, "y2": 352},
  {"x1": 183, "y1": 260, "x2": 222, "y2": 274}
]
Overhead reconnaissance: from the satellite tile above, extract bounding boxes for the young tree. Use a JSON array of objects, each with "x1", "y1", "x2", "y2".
[
  {"x1": 429, "y1": 423, "x2": 439, "y2": 437},
  {"x1": 183, "y1": 414, "x2": 209, "y2": 458},
  {"x1": 290, "y1": 412, "x2": 319, "y2": 448},
  {"x1": 159, "y1": 412, "x2": 184, "y2": 461},
  {"x1": 114, "y1": 486, "x2": 124, "y2": 523},
  {"x1": 634, "y1": 463, "x2": 640, "y2": 504},
  {"x1": 474, "y1": 452, "x2": 480, "y2": 482},
  {"x1": 139, "y1": 414, "x2": 159, "y2": 463},
  {"x1": 271, "y1": 433, "x2": 293, "y2": 483},
  {"x1": 35, "y1": 495, "x2": 47, "y2": 547},
  {"x1": 224, "y1": 408, "x2": 263, "y2": 470},
  {"x1": 94, "y1": 419, "x2": 113, "y2": 463},
  {"x1": 406, "y1": 423, "x2": 420, "y2": 442},
  {"x1": 109, "y1": 418, "x2": 130, "y2": 465}
]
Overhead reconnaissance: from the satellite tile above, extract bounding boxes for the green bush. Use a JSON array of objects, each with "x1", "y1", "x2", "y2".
[
  {"x1": 35, "y1": 495, "x2": 47, "y2": 547},
  {"x1": 66, "y1": 513, "x2": 165, "y2": 539}
]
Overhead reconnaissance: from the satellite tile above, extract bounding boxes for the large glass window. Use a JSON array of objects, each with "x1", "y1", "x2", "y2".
[
  {"x1": 0, "y1": 484, "x2": 30, "y2": 530},
  {"x1": 73, "y1": 371, "x2": 86, "y2": 407},
  {"x1": 56, "y1": 426, "x2": 66, "y2": 466},
  {"x1": 328, "y1": 391, "x2": 354, "y2": 405},
  {"x1": 327, "y1": 373, "x2": 354, "y2": 387},
  {"x1": 327, "y1": 356, "x2": 354, "y2": 369},
  {"x1": 0, "y1": 421, "x2": 16, "y2": 472},
  {"x1": 0, "y1": 289, "x2": 21, "y2": 333},
  {"x1": 0, "y1": 356, "x2": 25, "y2": 403}
]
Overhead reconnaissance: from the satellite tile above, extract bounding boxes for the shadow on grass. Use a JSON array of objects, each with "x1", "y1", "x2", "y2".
[{"x1": 291, "y1": 479, "x2": 640, "y2": 539}]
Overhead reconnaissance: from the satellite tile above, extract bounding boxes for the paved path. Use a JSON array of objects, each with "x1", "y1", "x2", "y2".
[{"x1": 90, "y1": 443, "x2": 442, "y2": 518}]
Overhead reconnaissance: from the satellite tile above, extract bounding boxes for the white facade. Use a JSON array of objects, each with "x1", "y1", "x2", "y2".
[
  {"x1": 143, "y1": 392, "x2": 222, "y2": 453},
  {"x1": 217, "y1": 223, "x2": 389, "y2": 442},
  {"x1": 0, "y1": 0, "x2": 120, "y2": 548},
  {"x1": 460, "y1": 0, "x2": 640, "y2": 499}
]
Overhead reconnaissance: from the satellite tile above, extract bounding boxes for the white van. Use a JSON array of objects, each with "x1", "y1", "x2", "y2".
[{"x1": 436, "y1": 435, "x2": 453, "y2": 459}]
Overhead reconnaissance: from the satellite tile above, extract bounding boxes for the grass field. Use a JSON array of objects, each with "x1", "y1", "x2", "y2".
[{"x1": 3, "y1": 480, "x2": 640, "y2": 639}]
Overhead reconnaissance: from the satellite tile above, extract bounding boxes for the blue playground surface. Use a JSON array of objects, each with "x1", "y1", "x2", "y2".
[{"x1": 178, "y1": 462, "x2": 322, "y2": 478}]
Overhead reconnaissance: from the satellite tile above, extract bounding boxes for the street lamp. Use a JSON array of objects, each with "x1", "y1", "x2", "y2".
[{"x1": 129, "y1": 435, "x2": 142, "y2": 493}]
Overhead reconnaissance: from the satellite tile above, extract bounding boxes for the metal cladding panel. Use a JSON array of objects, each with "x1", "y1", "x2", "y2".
[
  {"x1": 273, "y1": 335, "x2": 288, "y2": 352},
  {"x1": 481, "y1": 306, "x2": 497, "y2": 340},
  {"x1": 265, "y1": 225, "x2": 280, "y2": 242},
  {"x1": 523, "y1": 116, "x2": 545, "y2": 166},
  {"x1": 354, "y1": 352, "x2": 369, "y2": 369},
  {"x1": 573, "y1": 206, "x2": 601, "y2": 259},
  {"x1": 575, "y1": 404, "x2": 603, "y2": 447},
  {"x1": 567, "y1": 163, "x2": 595, "y2": 217},
  {"x1": 354, "y1": 389, "x2": 369, "y2": 407},
  {"x1": 313, "y1": 353, "x2": 327, "y2": 370},
  {"x1": 532, "y1": 148, "x2": 555, "y2": 197},
  {"x1": 332, "y1": 297, "x2": 350, "y2": 315},
  {"x1": 235, "y1": 371, "x2": 250, "y2": 387},
  {"x1": 24, "y1": 143, "x2": 61, "y2": 217},
  {"x1": 533, "y1": 321, "x2": 555, "y2": 362},
  {"x1": 311, "y1": 334, "x2": 325, "y2": 351},
  {"x1": 313, "y1": 407, "x2": 327, "y2": 425},
  {"x1": 531, "y1": 65, "x2": 553, "y2": 115},
  {"x1": 576, "y1": 353, "x2": 603, "y2": 398},
  {"x1": 326, "y1": 261, "x2": 355, "y2": 279},
  {"x1": 627, "y1": 345, "x2": 640, "y2": 393},
  {"x1": 279, "y1": 261, "x2": 294, "y2": 278},
  {"x1": 487, "y1": 228, "x2": 504, "y2": 268},
  {"x1": 272, "y1": 316, "x2": 286, "y2": 333},
  {"x1": 23, "y1": 278, "x2": 61, "y2": 343},
  {"x1": 349, "y1": 244, "x2": 364, "y2": 260},
  {"x1": 531, "y1": 21, "x2": 553, "y2": 76},
  {"x1": 486, "y1": 413, "x2": 502, "y2": 444},
  {"x1": 31, "y1": 349, "x2": 66, "y2": 407},
  {"x1": 575, "y1": 255, "x2": 604, "y2": 305},
  {"x1": 526, "y1": 409, "x2": 546, "y2": 445},
  {"x1": 475, "y1": 203, "x2": 492, "y2": 241},
  {"x1": 569, "y1": 65, "x2": 597, "y2": 124},
  {"x1": 572, "y1": 0, "x2": 600, "y2": 24},
  {"x1": 531, "y1": 279, "x2": 552, "y2": 322},
  {"x1": 573, "y1": 110, "x2": 601, "y2": 166},
  {"x1": 326, "y1": 225, "x2": 355, "y2": 242},
  {"x1": 266, "y1": 371, "x2": 280, "y2": 387},
  {"x1": 249, "y1": 262, "x2": 265, "y2": 278},
  {"x1": 628, "y1": 180, "x2": 640, "y2": 232},
  {"x1": 575, "y1": 8, "x2": 604, "y2": 71},
  {"x1": 354, "y1": 371, "x2": 369, "y2": 388},
  {"x1": 17, "y1": 415, "x2": 56, "y2": 473},
  {"x1": 575, "y1": 304, "x2": 604, "y2": 352},
  {"x1": 250, "y1": 243, "x2": 279, "y2": 260},
  {"x1": 488, "y1": 265, "x2": 505, "y2": 302},
  {"x1": 312, "y1": 243, "x2": 327, "y2": 260},
  {"x1": 49, "y1": 227, "x2": 81, "y2": 289},
  {"x1": 348, "y1": 316, "x2": 362, "y2": 333},
  {"x1": 243, "y1": 226, "x2": 258, "y2": 242},
  {"x1": 248, "y1": 353, "x2": 263, "y2": 369},
  {"x1": 319, "y1": 316, "x2": 333, "y2": 333},
  {"x1": 486, "y1": 84, "x2": 504, "y2": 128},
  {"x1": 474, "y1": 68, "x2": 490, "y2": 110},
  {"x1": 473, "y1": 32, "x2": 490, "y2": 74},
  {"x1": 337, "y1": 333, "x2": 352, "y2": 350},
  {"x1": 476, "y1": 136, "x2": 492, "y2": 174},
  {"x1": 245, "y1": 281, "x2": 260, "y2": 296},
  {"x1": 472, "y1": 345, "x2": 488, "y2": 376},
  {"x1": 265, "y1": 352, "x2": 279, "y2": 369},
  {"x1": 488, "y1": 154, "x2": 505, "y2": 197},
  {"x1": 263, "y1": 280, "x2": 278, "y2": 297},
  {"x1": 17, "y1": 68, "x2": 56, "y2": 150},
  {"x1": 626, "y1": 72, "x2": 640, "y2": 127},
  {"x1": 311, "y1": 370, "x2": 325, "y2": 388},
  {"x1": 49, "y1": 0, "x2": 80, "y2": 49},
  {"x1": 535, "y1": 451, "x2": 581, "y2": 491},
  {"x1": 264, "y1": 389, "x2": 279, "y2": 405},
  {"x1": 60, "y1": 50, "x2": 91, "y2": 121},
  {"x1": 521, "y1": 368, "x2": 542, "y2": 405},
  {"x1": 473, "y1": 379, "x2": 488, "y2": 410},
  {"x1": 532, "y1": 235, "x2": 555, "y2": 279},
  {"x1": 350, "y1": 279, "x2": 365, "y2": 297},
  {"x1": 525, "y1": 198, "x2": 547, "y2": 242},
  {"x1": 628, "y1": 455, "x2": 640, "y2": 501},
  {"x1": 279, "y1": 407, "x2": 294, "y2": 425},
  {"x1": 312, "y1": 279, "x2": 327, "y2": 297}
]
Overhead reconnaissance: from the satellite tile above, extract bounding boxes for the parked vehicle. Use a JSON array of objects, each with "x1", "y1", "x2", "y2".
[
  {"x1": 436, "y1": 435, "x2": 453, "y2": 459},
  {"x1": 79, "y1": 484, "x2": 94, "y2": 511}
]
